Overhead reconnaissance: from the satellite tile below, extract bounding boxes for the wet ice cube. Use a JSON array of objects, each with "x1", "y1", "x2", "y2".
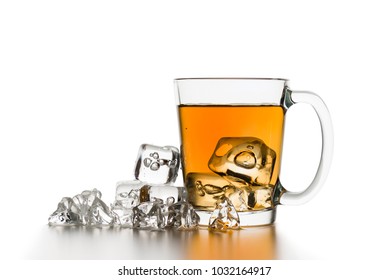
[
  {"x1": 122, "y1": 189, "x2": 140, "y2": 208},
  {"x1": 227, "y1": 189, "x2": 249, "y2": 211},
  {"x1": 251, "y1": 185, "x2": 273, "y2": 209},
  {"x1": 49, "y1": 188, "x2": 115, "y2": 227},
  {"x1": 227, "y1": 185, "x2": 273, "y2": 211},
  {"x1": 134, "y1": 144, "x2": 180, "y2": 184},
  {"x1": 72, "y1": 188, "x2": 114, "y2": 226},
  {"x1": 208, "y1": 137, "x2": 276, "y2": 186},
  {"x1": 111, "y1": 201, "x2": 135, "y2": 227},
  {"x1": 73, "y1": 188, "x2": 102, "y2": 208},
  {"x1": 48, "y1": 197, "x2": 81, "y2": 226},
  {"x1": 87, "y1": 196, "x2": 115, "y2": 226},
  {"x1": 186, "y1": 172, "x2": 234, "y2": 209},
  {"x1": 115, "y1": 180, "x2": 184, "y2": 205},
  {"x1": 174, "y1": 201, "x2": 200, "y2": 230},
  {"x1": 132, "y1": 201, "x2": 164, "y2": 230},
  {"x1": 115, "y1": 180, "x2": 144, "y2": 202},
  {"x1": 72, "y1": 188, "x2": 103, "y2": 223},
  {"x1": 160, "y1": 202, "x2": 176, "y2": 228},
  {"x1": 209, "y1": 197, "x2": 240, "y2": 230},
  {"x1": 149, "y1": 185, "x2": 185, "y2": 204}
]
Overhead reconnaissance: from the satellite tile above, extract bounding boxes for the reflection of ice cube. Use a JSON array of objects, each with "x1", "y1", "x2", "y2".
[
  {"x1": 186, "y1": 172, "x2": 234, "y2": 209},
  {"x1": 208, "y1": 137, "x2": 276, "y2": 185},
  {"x1": 134, "y1": 144, "x2": 180, "y2": 184},
  {"x1": 209, "y1": 197, "x2": 240, "y2": 230}
]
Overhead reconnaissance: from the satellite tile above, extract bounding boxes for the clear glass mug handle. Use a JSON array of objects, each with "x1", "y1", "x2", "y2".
[{"x1": 279, "y1": 89, "x2": 334, "y2": 205}]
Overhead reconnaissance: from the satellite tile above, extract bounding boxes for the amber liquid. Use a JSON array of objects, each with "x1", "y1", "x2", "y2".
[{"x1": 178, "y1": 105, "x2": 285, "y2": 210}]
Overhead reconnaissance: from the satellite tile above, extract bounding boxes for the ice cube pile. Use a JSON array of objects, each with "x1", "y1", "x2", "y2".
[
  {"x1": 48, "y1": 188, "x2": 115, "y2": 226},
  {"x1": 48, "y1": 138, "x2": 279, "y2": 230},
  {"x1": 48, "y1": 144, "x2": 201, "y2": 230},
  {"x1": 188, "y1": 137, "x2": 275, "y2": 214}
]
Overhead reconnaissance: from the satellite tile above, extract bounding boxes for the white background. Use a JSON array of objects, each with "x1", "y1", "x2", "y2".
[{"x1": 1, "y1": 0, "x2": 388, "y2": 278}]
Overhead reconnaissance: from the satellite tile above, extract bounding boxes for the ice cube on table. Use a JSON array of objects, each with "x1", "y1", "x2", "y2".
[
  {"x1": 48, "y1": 197, "x2": 81, "y2": 226},
  {"x1": 209, "y1": 197, "x2": 240, "y2": 230},
  {"x1": 115, "y1": 180, "x2": 144, "y2": 202},
  {"x1": 49, "y1": 188, "x2": 114, "y2": 226},
  {"x1": 174, "y1": 201, "x2": 200, "y2": 230},
  {"x1": 132, "y1": 201, "x2": 165, "y2": 230},
  {"x1": 161, "y1": 202, "x2": 177, "y2": 228},
  {"x1": 87, "y1": 196, "x2": 115, "y2": 226},
  {"x1": 115, "y1": 180, "x2": 184, "y2": 205},
  {"x1": 72, "y1": 188, "x2": 104, "y2": 224},
  {"x1": 111, "y1": 201, "x2": 135, "y2": 227},
  {"x1": 73, "y1": 188, "x2": 102, "y2": 209},
  {"x1": 134, "y1": 144, "x2": 180, "y2": 184},
  {"x1": 113, "y1": 180, "x2": 186, "y2": 228},
  {"x1": 129, "y1": 200, "x2": 199, "y2": 230},
  {"x1": 208, "y1": 137, "x2": 276, "y2": 186}
]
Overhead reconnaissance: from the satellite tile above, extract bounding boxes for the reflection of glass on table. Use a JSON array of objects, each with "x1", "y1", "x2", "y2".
[
  {"x1": 186, "y1": 225, "x2": 276, "y2": 260},
  {"x1": 27, "y1": 225, "x2": 277, "y2": 260}
]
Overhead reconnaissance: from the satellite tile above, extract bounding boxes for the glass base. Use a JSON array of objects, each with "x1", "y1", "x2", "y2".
[{"x1": 197, "y1": 208, "x2": 277, "y2": 227}]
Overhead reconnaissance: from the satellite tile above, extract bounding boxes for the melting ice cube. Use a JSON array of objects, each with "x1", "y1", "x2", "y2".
[
  {"x1": 87, "y1": 196, "x2": 115, "y2": 226},
  {"x1": 251, "y1": 185, "x2": 273, "y2": 209},
  {"x1": 115, "y1": 180, "x2": 184, "y2": 205},
  {"x1": 49, "y1": 188, "x2": 114, "y2": 227},
  {"x1": 208, "y1": 137, "x2": 276, "y2": 186},
  {"x1": 132, "y1": 201, "x2": 165, "y2": 230},
  {"x1": 175, "y1": 201, "x2": 200, "y2": 230},
  {"x1": 134, "y1": 144, "x2": 180, "y2": 184},
  {"x1": 209, "y1": 197, "x2": 240, "y2": 230},
  {"x1": 48, "y1": 197, "x2": 81, "y2": 226},
  {"x1": 186, "y1": 172, "x2": 235, "y2": 209}
]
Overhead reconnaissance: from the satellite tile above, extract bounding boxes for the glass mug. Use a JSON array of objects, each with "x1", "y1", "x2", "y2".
[{"x1": 175, "y1": 78, "x2": 333, "y2": 226}]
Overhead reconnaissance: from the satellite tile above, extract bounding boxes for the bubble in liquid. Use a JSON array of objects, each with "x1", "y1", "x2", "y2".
[
  {"x1": 234, "y1": 151, "x2": 256, "y2": 169},
  {"x1": 150, "y1": 162, "x2": 160, "y2": 171}
]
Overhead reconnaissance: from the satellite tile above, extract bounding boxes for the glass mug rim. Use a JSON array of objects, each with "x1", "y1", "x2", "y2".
[
  {"x1": 175, "y1": 77, "x2": 288, "y2": 81},
  {"x1": 175, "y1": 77, "x2": 289, "y2": 106}
]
